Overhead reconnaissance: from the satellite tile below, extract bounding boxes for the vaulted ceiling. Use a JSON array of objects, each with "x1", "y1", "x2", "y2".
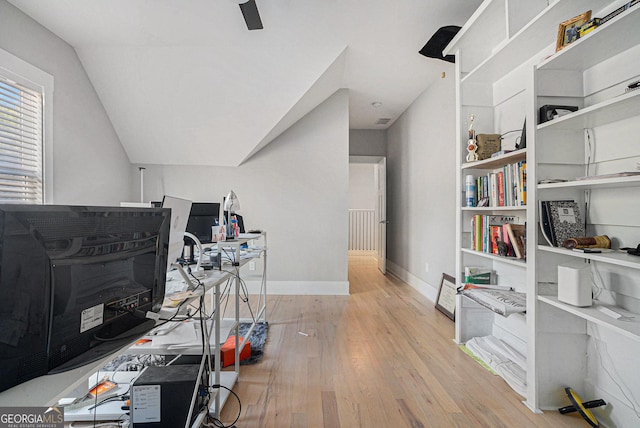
[{"x1": 8, "y1": 0, "x2": 482, "y2": 166}]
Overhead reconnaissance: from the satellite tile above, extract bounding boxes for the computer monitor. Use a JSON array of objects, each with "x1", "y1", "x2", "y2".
[
  {"x1": 0, "y1": 205, "x2": 170, "y2": 393},
  {"x1": 161, "y1": 196, "x2": 192, "y2": 271},
  {"x1": 185, "y1": 202, "x2": 220, "y2": 244}
]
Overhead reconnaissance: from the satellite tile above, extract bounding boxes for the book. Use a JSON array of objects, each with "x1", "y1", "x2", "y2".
[
  {"x1": 464, "y1": 267, "x2": 493, "y2": 284},
  {"x1": 547, "y1": 200, "x2": 585, "y2": 248},
  {"x1": 519, "y1": 162, "x2": 526, "y2": 206},
  {"x1": 474, "y1": 214, "x2": 482, "y2": 251},
  {"x1": 506, "y1": 223, "x2": 526, "y2": 259},
  {"x1": 502, "y1": 223, "x2": 512, "y2": 256},
  {"x1": 497, "y1": 171, "x2": 505, "y2": 206},
  {"x1": 539, "y1": 201, "x2": 554, "y2": 246},
  {"x1": 490, "y1": 225, "x2": 502, "y2": 254}
]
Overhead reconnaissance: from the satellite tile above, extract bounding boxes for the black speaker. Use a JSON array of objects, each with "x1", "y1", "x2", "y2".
[{"x1": 419, "y1": 26, "x2": 461, "y2": 63}]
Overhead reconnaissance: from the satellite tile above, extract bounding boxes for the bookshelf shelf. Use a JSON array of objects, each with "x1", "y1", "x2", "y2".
[
  {"x1": 461, "y1": 248, "x2": 526, "y2": 267},
  {"x1": 537, "y1": 175, "x2": 640, "y2": 191},
  {"x1": 537, "y1": 5, "x2": 640, "y2": 72},
  {"x1": 444, "y1": 0, "x2": 507, "y2": 75},
  {"x1": 453, "y1": 0, "x2": 603, "y2": 84},
  {"x1": 538, "y1": 296, "x2": 640, "y2": 343},
  {"x1": 537, "y1": 90, "x2": 640, "y2": 131},
  {"x1": 537, "y1": 246, "x2": 640, "y2": 270},
  {"x1": 461, "y1": 149, "x2": 527, "y2": 170},
  {"x1": 462, "y1": 206, "x2": 525, "y2": 212}
]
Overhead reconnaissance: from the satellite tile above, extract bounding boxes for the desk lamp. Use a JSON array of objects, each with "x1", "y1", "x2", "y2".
[{"x1": 224, "y1": 190, "x2": 240, "y2": 240}]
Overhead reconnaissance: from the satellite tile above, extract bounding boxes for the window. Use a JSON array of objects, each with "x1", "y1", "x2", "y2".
[
  {"x1": 0, "y1": 76, "x2": 43, "y2": 203},
  {"x1": 0, "y1": 48, "x2": 53, "y2": 204}
]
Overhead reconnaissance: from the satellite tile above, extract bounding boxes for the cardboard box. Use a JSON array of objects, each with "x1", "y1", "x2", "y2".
[
  {"x1": 475, "y1": 134, "x2": 501, "y2": 160},
  {"x1": 221, "y1": 336, "x2": 251, "y2": 367}
]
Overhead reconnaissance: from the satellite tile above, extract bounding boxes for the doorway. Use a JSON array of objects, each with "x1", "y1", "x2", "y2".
[{"x1": 348, "y1": 156, "x2": 387, "y2": 274}]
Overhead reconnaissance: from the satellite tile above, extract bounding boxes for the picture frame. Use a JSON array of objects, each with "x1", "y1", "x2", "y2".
[
  {"x1": 556, "y1": 11, "x2": 592, "y2": 51},
  {"x1": 435, "y1": 273, "x2": 457, "y2": 320}
]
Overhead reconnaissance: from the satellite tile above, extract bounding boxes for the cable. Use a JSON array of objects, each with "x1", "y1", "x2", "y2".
[
  {"x1": 591, "y1": 330, "x2": 640, "y2": 419},
  {"x1": 586, "y1": 128, "x2": 593, "y2": 177},
  {"x1": 590, "y1": 263, "x2": 604, "y2": 300},
  {"x1": 500, "y1": 129, "x2": 522, "y2": 137},
  {"x1": 69, "y1": 422, "x2": 125, "y2": 428},
  {"x1": 202, "y1": 384, "x2": 242, "y2": 428}
]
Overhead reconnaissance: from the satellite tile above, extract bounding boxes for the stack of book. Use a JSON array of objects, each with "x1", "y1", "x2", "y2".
[
  {"x1": 472, "y1": 161, "x2": 526, "y2": 207},
  {"x1": 471, "y1": 215, "x2": 526, "y2": 259}
]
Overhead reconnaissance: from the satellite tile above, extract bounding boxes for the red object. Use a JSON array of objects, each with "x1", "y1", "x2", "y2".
[{"x1": 220, "y1": 336, "x2": 251, "y2": 367}]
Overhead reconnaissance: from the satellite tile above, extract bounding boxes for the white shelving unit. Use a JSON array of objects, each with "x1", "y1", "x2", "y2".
[
  {"x1": 532, "y1": 3, "x2": 640, "y2": 425},
  {"x1": 448, "y1": 1, "x2": 640, "y2": 425}
]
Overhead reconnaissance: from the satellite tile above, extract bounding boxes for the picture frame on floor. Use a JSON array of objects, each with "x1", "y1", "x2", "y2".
[{"x1": 435, "y1": 273, "x2": 456, "y2": 320}]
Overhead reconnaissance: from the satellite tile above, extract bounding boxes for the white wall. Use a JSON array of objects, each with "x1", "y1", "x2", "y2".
[
  {"x1": 135, "y1": 90, "x2": 350, "y2": 295},
  {"x1": 349, "y1": 164, "x2": 376, "y2": 210},
  {"x1": 350, "y1": 129, "x2": 386, "y2": 156},
  {"x1": 386, "y1": 70, "x2": 457, "y2": 301},
  {"x1": 0, "y1": 0, "x2": 133, "y2": 205}
]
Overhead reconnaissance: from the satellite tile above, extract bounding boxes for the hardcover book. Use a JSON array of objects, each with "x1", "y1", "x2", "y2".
[
  {"x1": 506, "y1": 223, "x2": 526, "y2": 259},
  {"x1": 547, "y1": 200, "x2": 585, "y2": 247}
]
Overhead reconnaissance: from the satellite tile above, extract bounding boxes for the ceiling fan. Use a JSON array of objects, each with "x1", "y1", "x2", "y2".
[{"x1": 234, "y1": 0, "x2": 263, "y2": 30}]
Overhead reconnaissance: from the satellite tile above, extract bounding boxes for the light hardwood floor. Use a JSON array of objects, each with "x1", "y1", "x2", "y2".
[{"x1": 219, "y1": 254, "x2": 585, "y2": 427}]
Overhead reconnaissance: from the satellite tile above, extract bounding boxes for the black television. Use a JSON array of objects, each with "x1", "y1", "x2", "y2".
[{"x1": 0, "y1": 205, "x2": 170, "y2": 393}]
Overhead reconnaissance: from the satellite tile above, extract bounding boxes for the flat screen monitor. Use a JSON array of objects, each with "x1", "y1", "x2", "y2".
[
  {"x1": 161, "y1": 196, "x2": 192, "y2": 271},
  {"x1": 185, "y1": 202, "x2": 220, "y2": 244},
  {"x1": 0, "y1": 205, "x2": 170, "y2": 393}
]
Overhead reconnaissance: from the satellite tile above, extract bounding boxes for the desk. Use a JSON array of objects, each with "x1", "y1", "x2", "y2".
[{"x1": 0, "y1": 232, "x2": 267, "y2": 427}]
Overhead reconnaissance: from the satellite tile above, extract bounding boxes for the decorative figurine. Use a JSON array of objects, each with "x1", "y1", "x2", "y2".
[{"x1": 466, "y1": 114, "x2": 478, "y2": 162}]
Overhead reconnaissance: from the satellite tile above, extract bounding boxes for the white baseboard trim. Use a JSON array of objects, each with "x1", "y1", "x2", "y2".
[
  {"x1": 243, "y1": 280, "x2": 350, "y2": 295},
  {"x1": 386, "y1": 260, "x2": 438, "y2": 303}
]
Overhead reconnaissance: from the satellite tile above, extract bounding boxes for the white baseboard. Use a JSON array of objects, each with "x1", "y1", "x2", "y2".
[
  {"x1": 385, "y1": 260, "x2": 438, "y2": 303},
  {"x1": 243, "y1": 280, "x2": 350, "y2": 295}
]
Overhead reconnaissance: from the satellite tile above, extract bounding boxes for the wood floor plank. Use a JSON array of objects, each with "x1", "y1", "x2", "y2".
[{"x1": 220, "y1": 254, "x2": 585, "y2": 427}]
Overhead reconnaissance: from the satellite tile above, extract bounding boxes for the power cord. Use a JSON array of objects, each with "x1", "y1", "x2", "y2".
[
  {"x1": 590, "y1": 328, "x2": 640, "y2": 419},
  {"x1": 202, "y1": 384, "x2": 241, "y2": 428}
]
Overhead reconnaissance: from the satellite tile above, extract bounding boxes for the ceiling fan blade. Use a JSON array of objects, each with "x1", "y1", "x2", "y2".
[{"x1": 239, "y1": 0, "x2": 263, "y2": 30}]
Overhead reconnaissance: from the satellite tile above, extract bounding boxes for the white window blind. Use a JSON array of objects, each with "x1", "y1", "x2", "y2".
[{"x1": 0, "y1": 75, "x2": 43, "y2": 204}]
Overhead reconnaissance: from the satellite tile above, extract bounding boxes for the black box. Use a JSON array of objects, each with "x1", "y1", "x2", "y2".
[
  {"x1": 539, "y1": 105, "x2": 578, "y2": 124},
  {"x1": 131, "y1": 364, "x2": 205, "y2": 428}
]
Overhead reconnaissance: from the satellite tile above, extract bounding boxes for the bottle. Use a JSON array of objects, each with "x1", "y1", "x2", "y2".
[{"x1": 465, "y1": 174, "x2": 476, "y2": 207}]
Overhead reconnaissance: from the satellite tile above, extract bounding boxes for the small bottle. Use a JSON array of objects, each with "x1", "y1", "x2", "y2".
[{"x1": 465, "y1": 174, "x2": 476, "y2": 207}]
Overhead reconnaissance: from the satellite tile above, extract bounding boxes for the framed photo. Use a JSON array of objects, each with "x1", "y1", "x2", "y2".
[
  {"x1": 556, "y1": 11, "x2": 591, "y2": 51},
  {"x1": 435, "y1": 273, "x2": 456, "y2": 320}
]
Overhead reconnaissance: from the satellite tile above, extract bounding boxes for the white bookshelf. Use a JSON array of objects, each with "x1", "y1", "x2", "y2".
[{"x1": 451, "y1": 1, "x2": 640, "y2": 425}]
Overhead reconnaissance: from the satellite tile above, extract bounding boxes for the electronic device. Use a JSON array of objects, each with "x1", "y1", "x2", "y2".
[
  {"x1": 539, "y1": 104, "x2": 578, "y2": 124},
  {"x1": 184, "y1": 202, "x2": 220, "y2": 244},
  {"x1": 161, "y1": 196, "x2": 192, "y2": 270},
  {"x1": 184, "y1": 202, "x2": 246, "y2": 244},
  {"x1": 558, "y1": 263, "x2": 592, "y2": 307},
  {"x1": 131, "y1": 364, "x2": 205, "y2": 428},
  {"x1": 626, "y1": 244, "x2": 640, "y2": 256},
  {"x1": 0, "y1": 205, "x2": 170, "y2": 393}
]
